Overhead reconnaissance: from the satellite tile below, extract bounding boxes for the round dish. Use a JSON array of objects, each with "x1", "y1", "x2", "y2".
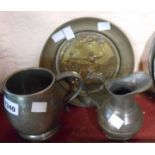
[
  {"x1": 140, "y1": 34, "x2": 155, "y2": 92},
  {"x1": 150, "y1": 41, "x2": 155, "y2": 87},
  {"x1": 40, "y1": 17, "x2": 134, "y2": 107}
]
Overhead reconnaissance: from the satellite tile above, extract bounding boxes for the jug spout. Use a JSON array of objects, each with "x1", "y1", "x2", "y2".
[{"x1": 106, "y1": 71, "x2": 152, "y2": 96}]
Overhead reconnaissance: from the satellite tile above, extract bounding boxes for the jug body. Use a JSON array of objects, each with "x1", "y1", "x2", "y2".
[{"x1": 98, "y1": 96, "x2": 143, "y2": 140}]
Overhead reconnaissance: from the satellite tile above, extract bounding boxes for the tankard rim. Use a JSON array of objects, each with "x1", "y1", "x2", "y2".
[{"x1": 3, "y1": 67, "x2": 56, "y2": 97}]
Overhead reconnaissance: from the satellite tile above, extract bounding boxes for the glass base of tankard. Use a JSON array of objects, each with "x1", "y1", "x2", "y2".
[{"x1": 19, "y1": 125, "x2": 60, "y2": 141}]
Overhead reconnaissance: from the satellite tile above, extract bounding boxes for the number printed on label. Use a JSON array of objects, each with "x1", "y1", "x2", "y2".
[{"x1": 4, "y1": 97, "x2": 19, "y2": 116}]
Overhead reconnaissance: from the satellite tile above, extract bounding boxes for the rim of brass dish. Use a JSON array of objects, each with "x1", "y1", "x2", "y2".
[{"x1": 40, "y1": 17, "x2": 134, "y2": 106}]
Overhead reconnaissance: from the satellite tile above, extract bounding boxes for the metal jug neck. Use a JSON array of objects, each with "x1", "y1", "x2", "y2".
[{"x1": 107, "y1": 84, "x2": 135, "y2": 110}]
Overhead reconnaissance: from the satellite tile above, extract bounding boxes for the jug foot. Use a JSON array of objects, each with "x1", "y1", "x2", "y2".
[
  {"x1": 19, "y1": 125, "x2": 60, "y2": 141},
  {"x1": 105, "y1": 134, "x2": 132, "y2": 141}
]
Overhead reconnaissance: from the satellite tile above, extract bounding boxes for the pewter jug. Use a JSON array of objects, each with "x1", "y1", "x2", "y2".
[{"x1": 97, "y1": 72, "x2": 152, "y2": 140}]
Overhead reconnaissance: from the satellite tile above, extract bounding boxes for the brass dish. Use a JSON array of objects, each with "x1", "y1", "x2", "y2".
[{"x1": 40, "y1": 17, "x2": 134, "y2": 107}]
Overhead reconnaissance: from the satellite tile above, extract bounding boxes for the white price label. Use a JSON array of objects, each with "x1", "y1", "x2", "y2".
[
  {"x1": 108, "y1": 114, "x2": 124, "y2": 130},
  {"x1": 51, "y1": 30, "x2": 66, "y2": 43},
  {"x1": 31, "y1": 102, "x2": 47, "y2": 113},
  {"x1": 97, "y1": 22, "x2": 111, "y2": 31},
  {"x1": 62, "y1": 26, "x2": 75, "y2": 40},
  {"x1": 4, "y1": 97, "x2": 19, "y2": 116},
  {"x1": 51, "y1": 26, "x2": 75, "y2": 42}
]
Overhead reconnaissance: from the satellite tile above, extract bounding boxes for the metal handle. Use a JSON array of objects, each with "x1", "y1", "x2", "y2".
[
  {"x1": 56, "y1": 71, "x2": 83, "y2": 103},
  {"x1": 85, "y1": 72, "x2": 105, "y2": 94}
]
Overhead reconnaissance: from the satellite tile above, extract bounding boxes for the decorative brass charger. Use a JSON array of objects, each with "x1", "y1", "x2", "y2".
[{"x1": 40, "y1": 17, "x2": 134, "y2": 107}]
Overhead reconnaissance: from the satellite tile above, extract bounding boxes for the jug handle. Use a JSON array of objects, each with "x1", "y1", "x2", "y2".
[{"x1": 56, "y1": 71, "x2": 83, "y2": 103}]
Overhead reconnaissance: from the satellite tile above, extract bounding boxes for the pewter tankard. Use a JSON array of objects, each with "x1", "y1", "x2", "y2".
[{"x1": 3, "y1": 67, "x2": 82, "y2": 141}]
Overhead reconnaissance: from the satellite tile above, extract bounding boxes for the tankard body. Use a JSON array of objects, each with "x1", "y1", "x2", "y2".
[{"x1": 4, "y1": 68, "x2": 82, "y2": 141}]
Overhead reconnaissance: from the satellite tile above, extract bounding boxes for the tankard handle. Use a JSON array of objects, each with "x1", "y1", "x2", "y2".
[
  {"x1": 56, "y1": 71, "x2": 83, "y2": 103},
  {"x1": 85, "y1": 72, "x2": 105, "y2": 94}
]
